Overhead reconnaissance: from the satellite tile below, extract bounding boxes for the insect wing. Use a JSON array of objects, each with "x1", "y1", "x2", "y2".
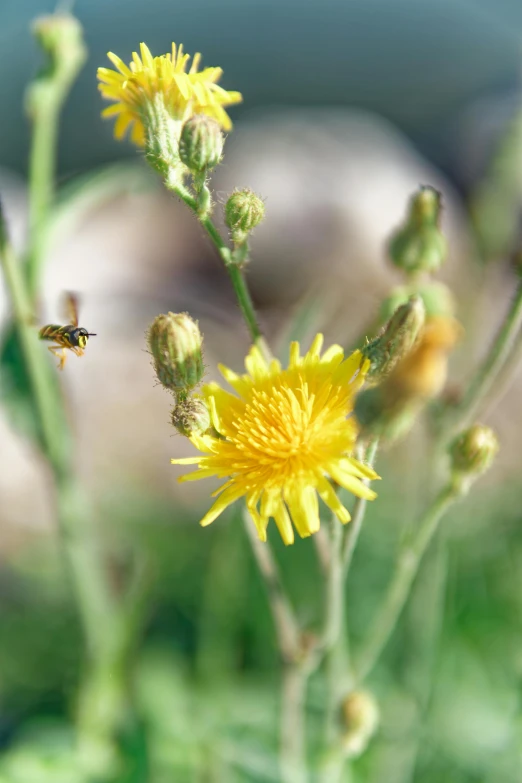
[{"x1": 64, "y1": 292, "x2": 80, "y2": 327}]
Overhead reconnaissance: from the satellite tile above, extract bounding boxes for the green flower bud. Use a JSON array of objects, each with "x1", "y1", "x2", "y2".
[
  {"x1": 27, "y1": 15, "x2": 87, "y2": 118},
  {"x1": 380, "y1": 281, "x2": 455, "y2": 322},
  {"x1": 449, "y1": 424, "x2": 499, "y2": 492},
  {"x1": 148, "y1": 312, "x2": 204, "y2": 392},
  {"x1": 363, "y1": 296, "x2": 425, "y2": 384},
  {"x1": 171, "y1": 398, "x2": 211, "y2": 437},
  {"x1": 179, "y1": 114, "x2": 224, "y2": 174},
  {"x1": 225, "y1": 189, "x2": 265, "y2": 242},
  {"x1": 341, "y1": 690, "x2": 380, "y2": 759},
  {"x1": 388, "y1": 186, "x2": 447, "y2": 275}
]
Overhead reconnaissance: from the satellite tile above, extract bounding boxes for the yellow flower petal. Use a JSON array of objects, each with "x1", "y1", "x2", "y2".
[
  {"x1": 97, "y1": 41, "x2": 242, "y2": 146},
  {"x1": 172, "y1": 336, "x2": 378, "y2": 543}
]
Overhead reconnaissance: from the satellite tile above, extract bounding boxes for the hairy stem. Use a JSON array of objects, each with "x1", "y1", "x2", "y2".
[
  {"x1": 168, "y1": 182, "x2": 270, "y2": 359},
  {"x1": 354, "y1": 485, "x2": 456, "y2": 683}
]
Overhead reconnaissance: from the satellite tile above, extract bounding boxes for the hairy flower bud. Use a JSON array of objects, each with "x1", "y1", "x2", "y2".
[
  {"x1": 148, "y1": 312, "x2": 204, "y2": 392},
  {"x1": 449, "y1": 424, "x2": 499, "y2": 493},
  {"x1": 179, "y1": 114, "x2": 224, "y2": 174},
  {"x1": 27, "y1": 15, "x2": 87, "y2": 119},
  {"x1": 356, "y1": 315, "x2": 461, "y2": 443},
  {"x1": 225, "y1": 189, "x2": 265, "y2": 242},
  {"x1": 171, "y1": 397, "x2": 211, "y2": 437},
  {"x1": 363, "y1": 296, "x2": 425, "y2": 384},
  {"x1": 341, "y1": 690, "x2": 380, "y2": 758},
  {"x1": 389, "y1": 186, "x2": 447, "y2": 275}
]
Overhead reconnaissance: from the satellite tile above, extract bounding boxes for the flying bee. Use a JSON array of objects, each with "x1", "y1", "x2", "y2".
[{"x1": 39, "y1": 293, "x2": 96, "y2": 370}]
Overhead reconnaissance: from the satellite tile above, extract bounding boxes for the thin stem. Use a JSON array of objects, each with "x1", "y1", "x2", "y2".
[
  {"x1": 342, "y1": 439, "x2": 379, "y2": 576},
  {"x1": 354, "y1": 485, "x2": 456, "y2": 683},
  {"x1": 443, "y1": 274, "x2": 522, "y2": 435},
  {"x1": 280, "y1": 664, "x2": 308, "y2": 783},
  {"x1": 242, "y1": 511, "x2": 307, "y2": 783},
  {"x1": 27, "y1": 97, "x2": 59, "y2": 297},
  {"x1": 0, "y1": 206, "x2": 66, "y2": 473},
  {"x1": 168, "y1": 182, "x2": 269, "y2": 358},
  {"x1": 0, "y1": 209, "x2": 116, "y2": 660},
  {"x1": 242, "y1": 511, "x2": 301, "y2": 664},
  {"x1": 317, "y1": 516, "x2": 352, "y2": 783}
]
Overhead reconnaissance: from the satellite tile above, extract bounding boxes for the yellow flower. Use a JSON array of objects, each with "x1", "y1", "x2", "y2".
[
  {"x1": 97, "y1": 42, "x2": 242, "y2": 145},
  {"x1": 172, "y1": 335, "x2": 379, "y2": 545}
]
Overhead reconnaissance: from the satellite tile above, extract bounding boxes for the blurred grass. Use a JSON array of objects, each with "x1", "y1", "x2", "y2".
[{"x1": 0, "y1": 469, "x2": 520, "y2": 781}]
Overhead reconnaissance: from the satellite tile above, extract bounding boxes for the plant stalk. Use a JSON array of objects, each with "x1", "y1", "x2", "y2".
[
  {"x1": 442, "y1": 273, "x2": 522, "y2": 436},
  {"x1": 354, "y1": 485, "x2": 456, "y2": 683}
]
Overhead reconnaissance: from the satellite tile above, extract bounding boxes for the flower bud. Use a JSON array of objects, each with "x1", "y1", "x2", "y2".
[
  {"x1": 27, "y1": 16, "x2": 86, "y2": 118},
  {"x1": 449, "y1": 424, "x2": 499, "y2": 490},
  {"x1": 341, "y1": 690, "x2": 379, "y2": 759},
  {"x1": 363, "y1": 296, "x2": 425, "y2": 384},
  {"x1": 225, "y1": 189, "x2": 265, "y2": 242},
  {"x1": 179, "y1": 115, "x2": 224, "y2": 174},
  {"x1": 171, "y1": 398, "x2": 211, "y2": 437},
  {"x1": 388, "y1": 186, "x2": 447, "y2": 275},
  {"x1": 380, "y1": 281, "x2": 455, "y2": 322},
  {"x1": 148, "y1": 312, "x2": 204, "y2": 392},
  {"x1": 32, "y1": 14, "x2": 86, "y2": 69}
]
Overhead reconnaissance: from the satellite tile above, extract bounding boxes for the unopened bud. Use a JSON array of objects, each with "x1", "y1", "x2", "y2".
[
  {"x1": 225, "y1": 189, "x2": 265, "y2": 242},
  {"x1": 171, "y1": 398, "x2": 211, "y2": 437},
  {"x1": 148, "y1": 312, "x2": 204, "y2": 392},
  {"x1": 389, "y1": 186, "x2": 447, "y2": 275},
  {"x1": 28, "y1": 16, "x2": 86, "y2": 118},
  {"x1": 363, "y1": 296, "x2": 425, "y2": 384},
  {"x1": 449, "y1": 424, "x2": 498, "y2": 492},
  {"x1": 380, "y1": 281, "x2": 455, "y2": 322},
  {"x1": 341, "y1": 690, "x2": 379, "y2": 759},
  {"x1": 179, "y1": 115, "x2": 224, "y2": 174}
]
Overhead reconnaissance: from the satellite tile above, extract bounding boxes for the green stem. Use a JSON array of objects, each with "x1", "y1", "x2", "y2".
[
  {"x1": 0, "y1": 206, "x2": 66, "y2": 472},
  {"x1": 168, "y1": 182, "x2": 270, "y2": 359},
  {"x1": 242, "y1": 511, "x2": 301, "y2": 663},
  {"x1": 242, "y1": 512, "x2": 307, "y2": 783},
  {"x1": 354, "y1": 485, "x2": 456, "y2": 683},
  {"x1": 321, "y1": 517, "x2": 345, "y2": 738},
  {"x1": 280, "y1": 664, "x2": 308, "y2": 783},
  {"x1": 0, "y1": 210, "x2": 116, "y2": 659},
  {"x1": 27, "y1": 97, "x2": 59, "y2": 297},
  {"x1": 443, "y1": 274, "x2": 522, "y2": 435},
  {"x1": 342, "y1": 439, "x2": 379, "y2": 576}
]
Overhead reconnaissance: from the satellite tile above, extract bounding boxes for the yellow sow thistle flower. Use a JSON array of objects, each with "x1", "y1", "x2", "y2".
[
  {"x1": 172, "y1": 335, "x2": 380, "y2": 545},
  {"x1": 97, "y1": 42, "x2": 242, "y2": 145}
]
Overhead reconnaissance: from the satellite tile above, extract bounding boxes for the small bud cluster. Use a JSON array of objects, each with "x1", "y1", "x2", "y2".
[{"x1": 147, "y1": 312, "x2": 210, "y2": 437}]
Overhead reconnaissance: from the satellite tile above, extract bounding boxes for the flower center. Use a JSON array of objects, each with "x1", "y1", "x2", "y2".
[{"x1": 224, "y1": 374, "x2": 352, "y2": 484}]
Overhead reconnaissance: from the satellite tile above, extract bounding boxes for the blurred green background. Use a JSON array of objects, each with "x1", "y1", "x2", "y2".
[{"x1": 0, "y1": 0, "x2": 522, "y2": 781}]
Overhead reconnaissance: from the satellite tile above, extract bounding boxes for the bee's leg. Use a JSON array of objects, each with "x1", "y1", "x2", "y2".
[
  {"x1": 71, "y1": 347, "x2": 84, "y2": 358},
  {"x1": 48, "y1": 345, "x2": 67, "y2": 370}
]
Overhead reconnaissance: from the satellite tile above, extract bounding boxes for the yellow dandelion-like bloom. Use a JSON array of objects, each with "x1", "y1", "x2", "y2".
[
  {"x1": 172, "y1": 335, "x2": 379, "y2": 545},
  {"x1": 97, "y1": 42, "x2": 242, "y2": 145}
]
